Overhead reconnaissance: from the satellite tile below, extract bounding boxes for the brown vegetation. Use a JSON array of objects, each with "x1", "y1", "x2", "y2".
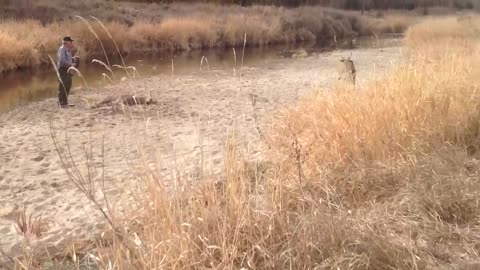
[
  {"x1": 0, "y1": 2, "x2": 413, "y2": 74},
  {"x1": 2, "y1": 0, "x2": 476, "y2": 23},
  {"x1": 7, "y1": 15, "x2": 479, "y2": 270},
  {"x1": 122, "y1": 0, "x2": 479, "y2": 10},
  {"x1": 106, "y1": 16, "x2": 478, "y2": 269}
]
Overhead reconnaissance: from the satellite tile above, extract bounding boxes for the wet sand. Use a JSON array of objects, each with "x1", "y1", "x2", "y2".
[{"x1": 0, "y1": 45, "x2": 402, "y2": 257}]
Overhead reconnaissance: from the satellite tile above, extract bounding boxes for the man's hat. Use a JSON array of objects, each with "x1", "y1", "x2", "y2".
[{"x1": 63, "y1": 36, "x2": 74, "y2": 42}]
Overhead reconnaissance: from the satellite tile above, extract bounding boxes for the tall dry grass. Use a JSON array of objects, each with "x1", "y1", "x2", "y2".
[
  {"x1": 5, "y1": 14, "x2": 479, "y2": 270},
  {"x1": 405, "y1": 15, "x2": 480, "y2": 49},
  {"x1": 17, "y1": 16, "x2": 477, "y2": 270},
  {"x1": 269, "y1": 15, "x2": 480, "y2": 199},
  {"x1": 0, "y1": 4, "x2": 411, "y2": 74}
]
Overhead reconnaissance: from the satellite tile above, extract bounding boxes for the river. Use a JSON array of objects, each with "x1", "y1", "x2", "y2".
[{"x1": 0, "y1": 34, "x2": 402, "y2": 113}]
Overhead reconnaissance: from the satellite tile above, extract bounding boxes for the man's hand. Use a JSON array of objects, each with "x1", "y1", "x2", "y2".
[
  {"x1": 73, "y1": 56, "x2": 80, "y2": 68},
  {"x1": 68, "y1": 66, "x2": 76, "y2": 75}
]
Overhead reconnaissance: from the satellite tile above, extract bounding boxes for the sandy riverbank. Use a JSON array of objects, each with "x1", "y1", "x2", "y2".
[{"x1": 0, "y1": 45, "x2": 402, "y2": 257}]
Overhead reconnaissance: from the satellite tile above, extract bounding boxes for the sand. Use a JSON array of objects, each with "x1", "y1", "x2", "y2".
[{"x1": 0, "y1": 45, "x2": 402, "y2": 259}]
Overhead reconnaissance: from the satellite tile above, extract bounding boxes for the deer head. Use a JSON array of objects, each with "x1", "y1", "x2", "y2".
[{"x1": 340, "y1": 52, "x2": 353, "y2": 63}]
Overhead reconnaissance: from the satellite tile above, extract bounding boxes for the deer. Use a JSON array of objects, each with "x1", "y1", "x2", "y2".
[{"x1": 337, "y1": 52, "x2": 356, "y2": 86}]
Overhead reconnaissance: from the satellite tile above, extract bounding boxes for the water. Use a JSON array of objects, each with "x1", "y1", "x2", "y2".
[{"x1": 0, "y1": 34, "x2": 402, "y2": 113}]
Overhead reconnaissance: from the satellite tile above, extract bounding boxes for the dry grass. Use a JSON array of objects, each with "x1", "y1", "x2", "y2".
[
  {"x1": 4, "y1": 15, "x2": 480, "y2": 270},
  {"x1": 105, "y1": 16, "x2": 478, "y2": 269},
  {"x1": 263, "y1": 15, "x2": 480, "y2": 267},
  {"x1": 367, "y1": 14, "x2": 415, "y2": 34},
  {"x1": 0, "y1": 3, "x2": 412, "y2": 74},
  {"x1": 405, "y1": 15, "x2": 480, "y2": 49},
  {"x1": 20, "y1": 15, "x2": 476, "y2": 270}
]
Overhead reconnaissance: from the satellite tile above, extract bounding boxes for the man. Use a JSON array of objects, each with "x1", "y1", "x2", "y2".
[{"x1": 57, "y1": 36, "x2": 78, "y2": 108}]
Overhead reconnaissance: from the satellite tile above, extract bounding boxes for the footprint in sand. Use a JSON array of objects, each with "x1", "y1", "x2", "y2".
[
  {"x1": 173, "y1": 131, "x2": 183, "y2": 137},
  {"x1": 86, "y1": 224, "x2": 97, "y2": 231},
  {"x1": 32, "y1": 155, "x2": 45, "y2": 162},
  {"x1": 21, "y1": 183, "x2": 35, "y2": 192},
  {"x1": 50, "y1": 182, "x2": 61, "y2": 188},
  {"x1": 0, "y1": 205, "x2": 19, "y2": 220},
  {"x1": 72, "y1": 227, "x2": 83, "y2": 235},
  {"x1": 30, "y1": 197, "x2": 45, "y2": 205},
  {"x1": 0, "y1": 227, "x2": 11, "y2": 234},
  {"x1": 33, "y1": 205, "x2": 44, "y2": 213}
]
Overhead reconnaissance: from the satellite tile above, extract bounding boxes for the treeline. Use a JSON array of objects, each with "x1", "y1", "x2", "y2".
[{"x1": 119, "y1": 0, "x2": 478, "y2": 9}]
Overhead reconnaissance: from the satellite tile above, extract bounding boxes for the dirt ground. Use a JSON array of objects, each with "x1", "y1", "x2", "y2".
[{"x1": 0, "y1": 45, "x2": 402, "y2": 258}]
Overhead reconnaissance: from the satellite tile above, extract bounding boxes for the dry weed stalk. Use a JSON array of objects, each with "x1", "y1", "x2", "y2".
[
  {"x1": 48, "y1": 55, "x2": 66, "y2": 106},
  {"x1": 67, "y1": 66, "x2": 91, "y2": 91},
  {"x1": 291, "y1": 135, "x2": 303, "y2": 184},
  {"x1": 102, "y1": 72, "x2": 114, "y2": 83},
  {"x1": 49, "y1": 124, "x2": 145, "y2": 269},
  {"x1": 14, "y1": 206, "x2": 49, "y2": 239},
  {"x1": 90, "y1": 15, "x2": 131, "y2": 79},
  {"x1": 113, "y1": 64, "x2": 138, "y2": 79},
  {"x1": 233, "y1": 47, "x2": 237, "y2": 77},
  {"x1": 92, "y1": 59, "x2": 113, "y2": 76},
  {"x1": 200, "y1": 55, "x2": 211, "y2": 73},
  {"x1": 249, "y1": 93, "x2": 266, "y2": 142},
  {"x1": 75, "y1": 16, "x2": 112, "y2": 70},
  {"x1": 240, "y1": 33, "x2": 247, "y2": 78},
  {"x1": 49, "y1": 126, "x2": 107, "y2": 217}
]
